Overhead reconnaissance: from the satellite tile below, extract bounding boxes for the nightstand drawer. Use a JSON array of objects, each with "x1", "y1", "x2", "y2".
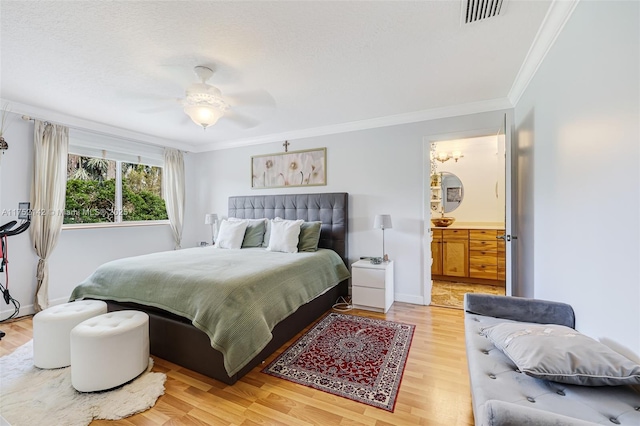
[
  {"x1": 352, "y1": 267, "x2": 385, "y2": 289},
  {"x1": 352, "y1": 286, "x2": 385, "y2": 309}
]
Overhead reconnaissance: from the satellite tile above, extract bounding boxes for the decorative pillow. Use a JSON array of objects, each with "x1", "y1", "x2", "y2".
[
  {"x1": 261, "y1": 217, "x2": 284, "y2": 247},
  {"x1": 261, "y1": 219, "x2": 272, "y2": 248},
  {"x1": 228, "y1": 218, "x2": 266, "y2": 248},
  {"x1": 215, "y1": 220, "x2": 249, "y2": 249},
  {"x1": 481, "y1": 322, "x2": 640, "y2": 386},
  {"x1": 298, "y1": 221, "x2": 322, "y2": 252},
  {"x1": 266, "y1": 219, "x2": 304, "y2": 253}
]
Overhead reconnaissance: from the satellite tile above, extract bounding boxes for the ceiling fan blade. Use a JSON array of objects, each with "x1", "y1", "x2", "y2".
[{"x1": 224, "y1": 111, "x2": 261, "y2": 129}]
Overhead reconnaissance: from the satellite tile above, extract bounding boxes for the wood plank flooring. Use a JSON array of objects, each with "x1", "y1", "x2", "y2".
[{"x1": 0, "y1": 303, "x2": 474, "y2": 426}]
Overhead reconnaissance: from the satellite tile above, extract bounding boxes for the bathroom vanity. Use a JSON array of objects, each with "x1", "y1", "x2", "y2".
[{"x1": 431, "y1": 226, "x2": 505, "y2": 286}]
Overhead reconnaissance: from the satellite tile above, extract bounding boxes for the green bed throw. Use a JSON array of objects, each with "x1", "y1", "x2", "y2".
[{"x1": 70, "y1": 247, "x2": 350, "y2": 376}]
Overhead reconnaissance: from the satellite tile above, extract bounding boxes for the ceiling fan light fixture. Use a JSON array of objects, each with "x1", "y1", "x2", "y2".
[
  {"x1": 183, "y1": 104, "x2": 225, "y2": 129},
  {"x1": 182, "y1": 66, "x2": 229, "y2": 130}
]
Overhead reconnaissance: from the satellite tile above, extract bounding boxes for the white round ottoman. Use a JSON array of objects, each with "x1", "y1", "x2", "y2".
[
  {"x1": 32, "y1": 300, "x2": 108, "y2": 369},
  {"x1": 70, "y1": 310, "x2": 149, "y2": 392}
]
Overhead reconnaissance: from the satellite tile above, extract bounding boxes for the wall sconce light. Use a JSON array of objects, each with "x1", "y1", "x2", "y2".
[
  {"x1": 435, "y1": 150, "x2": 464, "y2": 163},
  {"x1": 204, "y1": 213, "x2": 218, "y2": 245},
  {"x1": 0, "y1": 103, "x2": 11, "y2": 156},
  {"x1": 0, "y1": 137, "x2": 7, "y2": 155}
]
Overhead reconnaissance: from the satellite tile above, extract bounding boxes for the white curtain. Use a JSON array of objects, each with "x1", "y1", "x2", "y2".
[
  {"x1": 163, "y1": 148, "x2": 185, "y2": 249},
  {"x1": 30, "y1": 120, "x2": 69, "y2": 312}
]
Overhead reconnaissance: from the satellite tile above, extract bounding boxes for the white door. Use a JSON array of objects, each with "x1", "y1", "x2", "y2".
[{"x1": 498, "y1": 114, "x2": 514, "y2": 296}]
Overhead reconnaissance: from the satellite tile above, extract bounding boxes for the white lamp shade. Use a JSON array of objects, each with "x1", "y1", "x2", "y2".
[
  {"x1": 184, "y1": 104, "x2": 224, "y2": 129},
  {"x1": 204, "y1": 213, "x2": 218, "y2": 225},
  {"x1": 373, "y1": 214, "x2": 392, "y2": 229}
]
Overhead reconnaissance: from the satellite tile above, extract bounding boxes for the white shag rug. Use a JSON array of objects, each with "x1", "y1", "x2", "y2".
[{"x1": 0, "y1": 340, "x2": 166, "y2": 426}]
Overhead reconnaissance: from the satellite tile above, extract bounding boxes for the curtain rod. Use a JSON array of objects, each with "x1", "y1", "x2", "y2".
[{"x1": 20, "y1": 115, "x2": 182, "y2": 153}]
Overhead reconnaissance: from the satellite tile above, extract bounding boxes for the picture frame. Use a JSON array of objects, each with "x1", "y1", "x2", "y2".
[
  {"x1": 446, "y1": 187, "x2": 462, "y2": 203},
  {"x1": 251, "y1": 148, "x2": 327, "y2": 189}
]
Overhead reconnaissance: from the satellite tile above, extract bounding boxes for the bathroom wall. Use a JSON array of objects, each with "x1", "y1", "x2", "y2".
[{"x1": 431, "y1": 135, "x2": 505, "y2": 225}]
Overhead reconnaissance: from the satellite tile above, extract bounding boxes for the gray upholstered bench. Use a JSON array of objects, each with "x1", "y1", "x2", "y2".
[{"x1": 464, "y1": 293, "x2": 640, "y2": 425}]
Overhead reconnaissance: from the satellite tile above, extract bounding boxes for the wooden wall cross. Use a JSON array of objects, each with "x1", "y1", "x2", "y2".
[{"x1": 283, "y1": 140, "x2": 290, "y2": 152}]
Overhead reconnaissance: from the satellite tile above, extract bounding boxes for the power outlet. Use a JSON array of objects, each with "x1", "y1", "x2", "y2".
[{"x1": 18, "y1": 202, "x2": 30, "y2": 220}]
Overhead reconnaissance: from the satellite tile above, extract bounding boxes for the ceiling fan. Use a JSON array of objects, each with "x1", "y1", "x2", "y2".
[
  {"x1": 182, "y1": 65, "x2": 229, "y2": 129},
  {"x1": 129, "y1": 63, "x2": 275, "y2": 130}
]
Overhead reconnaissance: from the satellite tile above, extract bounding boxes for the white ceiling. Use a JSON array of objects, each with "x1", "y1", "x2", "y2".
[{"x1": 0, "y1": 1, "x2": 552, "y2": 152}]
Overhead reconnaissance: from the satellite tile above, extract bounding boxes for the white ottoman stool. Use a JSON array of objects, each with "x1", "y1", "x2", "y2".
[
  {"x1": 32, "y1": 300, "x2": 108, "y2": 369},
  {"x1": 70, "y1": 310, "x2": 149, "y2": 392}
]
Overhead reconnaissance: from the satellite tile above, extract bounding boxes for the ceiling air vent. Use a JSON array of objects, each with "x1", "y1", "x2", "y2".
[{"x1": 462, "y1": 0, "x2": 506, "y2": 24}]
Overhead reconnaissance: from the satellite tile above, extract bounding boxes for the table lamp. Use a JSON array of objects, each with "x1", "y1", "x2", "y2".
[
  {"x1": 373, "y1": 214, "x2": 392, "y2": 262},
  {"x1": 204, "y1": 213, "x2": 218, "y2": 245}
]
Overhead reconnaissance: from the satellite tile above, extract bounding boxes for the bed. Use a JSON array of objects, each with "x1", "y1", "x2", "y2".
[{"x1": 70, "y1": 192, "x2": 349, "y2": 384}]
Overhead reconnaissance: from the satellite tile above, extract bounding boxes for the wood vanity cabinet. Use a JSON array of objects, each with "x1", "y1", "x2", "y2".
[
  {"x1": 497, "y1": 236, "x2": 506, "y2": 281},
  {"x1": 431, "y1": 230, "x2": 443, "y2": 275},
  {"x1": 469, "y1": 230, "x2": 499, "y2": 280},
  {"x1": 431, "y1": 227, "x2": 505, "y2": 285},
  {"x1": 442, "y1": 229, "x2": 469, "y2": 277}
]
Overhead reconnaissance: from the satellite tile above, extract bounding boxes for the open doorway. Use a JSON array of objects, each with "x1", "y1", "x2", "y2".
[{"x1": 428, "y1": 135, "x2": 506, "y2": 309}]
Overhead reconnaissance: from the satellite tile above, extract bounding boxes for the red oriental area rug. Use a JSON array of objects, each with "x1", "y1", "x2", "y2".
[{"x1": 262, "y1": 312, "x2": 415, "y2": 412}]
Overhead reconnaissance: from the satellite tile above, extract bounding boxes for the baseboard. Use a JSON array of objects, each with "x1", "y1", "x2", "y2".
[
  {"x1": 0, "y1": 296, "x2": 69, "y2": 319},
  {"x1": 0, "y1": 303, "x2": 34, "y2": 319},
  {"x1": 394, "y1": 293, "x2": 425, "y2": 306}
]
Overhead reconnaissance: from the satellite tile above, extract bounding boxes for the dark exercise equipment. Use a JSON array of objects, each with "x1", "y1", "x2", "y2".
[{"x1": 0, "y1": 209, "x2": 31, "y2": 340}]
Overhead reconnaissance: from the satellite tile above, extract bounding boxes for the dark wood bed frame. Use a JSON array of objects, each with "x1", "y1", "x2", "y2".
[{"x1": 106, "y1": 192, "x2": 349, "y2": 385}]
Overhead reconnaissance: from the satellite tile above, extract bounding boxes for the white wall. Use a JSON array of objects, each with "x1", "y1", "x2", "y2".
[
  {"x1": 186, "y1": 110, "x2": 509, "y2": 305},
  {"x1": 431, "y1": 136, "x2": 505, "y2": 224},
  {"x1": 0, "y1": 113, "x2": 194, "y2": 316},
  {"x1": 0, "y1": 113, "x2": 38, "y2": 317},
  {"x1": 514, "y1": 1, "x2": 639, "y2": 359}
]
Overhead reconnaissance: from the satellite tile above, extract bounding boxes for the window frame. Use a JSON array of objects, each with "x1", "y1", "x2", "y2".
[{"x1": 62, "y1": 134, "x2": 170, "y2": 230}]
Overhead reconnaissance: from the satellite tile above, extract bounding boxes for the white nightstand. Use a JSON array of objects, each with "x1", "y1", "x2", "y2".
[{"x1": 351, "y1": 259, "x2": 394, "y2": 313}]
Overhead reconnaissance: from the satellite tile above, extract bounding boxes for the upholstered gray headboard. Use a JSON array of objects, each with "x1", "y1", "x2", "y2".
[{"x1": 228, "y1": 193, "x2": 348, "y2": 263}]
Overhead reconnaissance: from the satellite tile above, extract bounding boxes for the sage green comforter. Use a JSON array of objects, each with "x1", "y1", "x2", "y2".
[{"x1": 70, "y1": 247, "x2": 350, "y2": 376}]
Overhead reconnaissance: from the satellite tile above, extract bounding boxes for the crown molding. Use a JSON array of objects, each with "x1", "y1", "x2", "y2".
[
  {"x1": 197, "y1": 97, "x2": 513, "y2": 152},
  {"x1": 0, "y1": 98, "x2": 196, "y2": 153},
  {"x1": 2, "y1": 95, "x2": 513, "y2": 154},
  {"x1": 508, "y1": 0, "x2": 580, "y2": 106}
]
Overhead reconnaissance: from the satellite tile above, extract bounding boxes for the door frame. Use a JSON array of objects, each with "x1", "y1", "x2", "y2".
[{"x1": 422, "y1": 123, "x2": 514, "y2": 304}]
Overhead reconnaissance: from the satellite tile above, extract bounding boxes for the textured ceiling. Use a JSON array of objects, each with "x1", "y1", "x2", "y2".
[{"x1": 0, "y1": 1, "x2": 551, "y2": 151}]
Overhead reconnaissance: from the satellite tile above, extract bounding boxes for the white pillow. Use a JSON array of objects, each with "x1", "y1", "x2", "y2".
[
  {"x1": 216, "y1": 219, "x2": 249, "y2": 249},
  {"x1": 266, "y1": 219, "x2": 304, "y2": 253}
]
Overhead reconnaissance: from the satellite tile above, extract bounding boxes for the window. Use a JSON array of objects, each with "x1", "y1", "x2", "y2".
[
  {"x1": 64, "y1": 154, "x2": 167, "y2": 225},
  {"x1": 121, "y1": 163, "x2": 167, "y2": 222}
]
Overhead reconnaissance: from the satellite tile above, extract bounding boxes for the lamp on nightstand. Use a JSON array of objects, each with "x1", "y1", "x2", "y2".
[
  {"x1": 373, "y1": 214, "x2": 392, "y2": 262},
  {"x1": 204, "y1": 213, "x2": 218, "y2": 245}
]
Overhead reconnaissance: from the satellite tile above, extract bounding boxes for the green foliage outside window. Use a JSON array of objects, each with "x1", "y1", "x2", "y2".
[
  {"x1": 122, "y1": 163, "x2": 167, "y2": 222},
  {"x1": 64, "y1": 154, "x2": 167, "y2": 224}
]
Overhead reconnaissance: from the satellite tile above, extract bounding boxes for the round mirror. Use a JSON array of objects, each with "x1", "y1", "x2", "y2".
[{"x1": 440, "y1": 172, "x2": 463, "y2": 213}]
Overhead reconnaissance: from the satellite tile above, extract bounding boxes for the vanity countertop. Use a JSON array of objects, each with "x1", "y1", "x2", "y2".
[{"x1": 431, "y1": 222, "x2": 505, "y2": 230}]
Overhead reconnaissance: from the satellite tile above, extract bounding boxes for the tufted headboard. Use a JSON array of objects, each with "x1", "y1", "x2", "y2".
[{"x1": 228, "y1": 193, "x2": 348, "y2": 263}]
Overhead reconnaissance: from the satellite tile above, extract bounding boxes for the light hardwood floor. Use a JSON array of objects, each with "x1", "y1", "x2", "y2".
[{"x1": 0, "y1": 303, "x2": 474, "y2": 426}]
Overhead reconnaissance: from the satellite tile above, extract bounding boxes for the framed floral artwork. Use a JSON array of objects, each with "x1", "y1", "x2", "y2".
[{"x1": 251, "y1": 148, "x2": 326, "y2": 188}]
